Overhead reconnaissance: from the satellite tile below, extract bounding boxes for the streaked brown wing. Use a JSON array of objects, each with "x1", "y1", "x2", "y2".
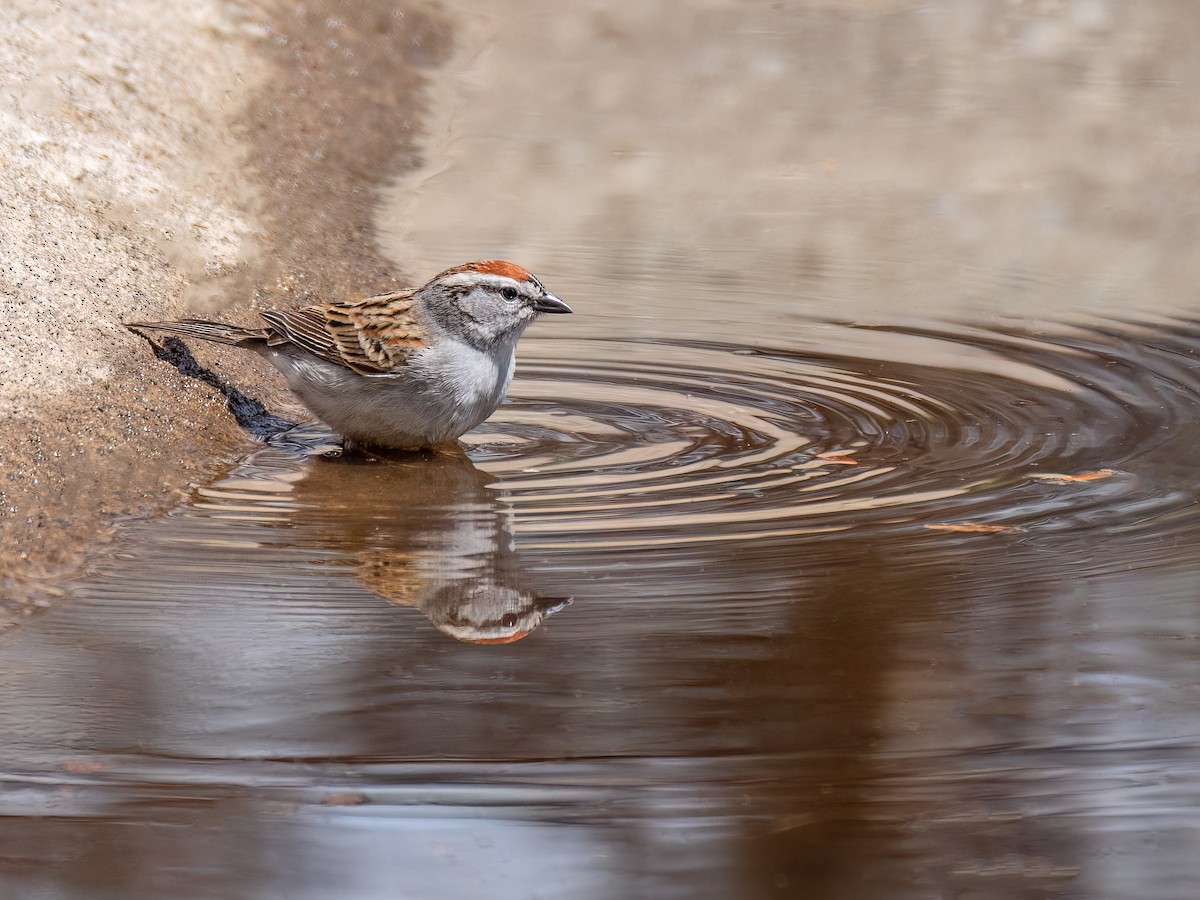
[
  {"x1": 259, "y1": 290, "x2": 428, "y2": 375},
  {"x1": 259, "y1": 308, "x2": 340, "y2": 362}
]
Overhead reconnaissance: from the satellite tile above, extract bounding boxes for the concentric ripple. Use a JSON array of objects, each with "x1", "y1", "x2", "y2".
[{"x1": 464, "y1": 321, "x2": 1200, "y2": 550}]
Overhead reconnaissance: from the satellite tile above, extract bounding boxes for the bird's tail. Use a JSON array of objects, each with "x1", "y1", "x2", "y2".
[{"x1": 124, "y1": 318, "x2": 266, "y2": 346}]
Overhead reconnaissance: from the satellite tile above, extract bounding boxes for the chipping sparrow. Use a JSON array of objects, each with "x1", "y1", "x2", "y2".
[{"x1": 128, "y1": 260, "x2": 571, "y2": 449}]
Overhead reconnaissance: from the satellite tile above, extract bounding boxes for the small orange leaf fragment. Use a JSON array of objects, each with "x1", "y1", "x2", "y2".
[
  {"x1": 322, "y1": 793, "x2": 369, "y2": 806},
  {"x1": 814, "y1": 452, "x2": 858, "y2": 466},
  {"x1": 924, "y1": 523, "x2": 1023, "y2": 534},
  {"x1": 63, "y1": 759, "x2": 105, "y2": 775},
  {"x1": 1027, "y1": 468, "x2": 1116, "y2": 485}
]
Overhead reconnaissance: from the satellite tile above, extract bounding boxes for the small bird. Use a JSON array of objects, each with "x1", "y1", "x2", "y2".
[{"x1": 128, "y1": 260, "x2": 572, "y2": 449}]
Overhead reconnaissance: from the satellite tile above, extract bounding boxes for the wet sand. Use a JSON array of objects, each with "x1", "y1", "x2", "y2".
[{"x1": 0, "y1": 0, "x2": 453, "y2": 611}]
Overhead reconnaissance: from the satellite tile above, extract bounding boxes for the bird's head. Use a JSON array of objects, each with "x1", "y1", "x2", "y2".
[{"x1": 418, "y1": 260, "x2": 571, "y2": 349}]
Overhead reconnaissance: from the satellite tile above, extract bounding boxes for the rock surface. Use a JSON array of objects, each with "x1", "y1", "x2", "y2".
[{"x1": 0, "y1": 0, "x2": 454, "y2": 611}]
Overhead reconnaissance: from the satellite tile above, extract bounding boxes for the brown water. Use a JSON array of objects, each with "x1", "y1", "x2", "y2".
[
  {"x1": 7, "y1": 2, "x2": 1200, "y2": 898},
  {"x1": 4, "y1": 316, "x2": 1200, "y2": 898}
]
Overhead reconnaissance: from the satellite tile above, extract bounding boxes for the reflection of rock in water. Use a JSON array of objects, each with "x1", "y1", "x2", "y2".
[{"x1": 291, "y1": 444, "x2": 569, "y2": 643}]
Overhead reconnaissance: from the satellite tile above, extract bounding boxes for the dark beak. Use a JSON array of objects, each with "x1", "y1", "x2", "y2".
[
  {"x1": 533, "y1": 292, "x2": 572, "y2": 314},
  {"x1": 535, "y1": 596, "x2": 573, "y2": 616}
]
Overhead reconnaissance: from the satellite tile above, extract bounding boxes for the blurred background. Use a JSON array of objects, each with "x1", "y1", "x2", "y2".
[{"x1": 393, "y1": 0, "x2": 1200, "y2": 326}]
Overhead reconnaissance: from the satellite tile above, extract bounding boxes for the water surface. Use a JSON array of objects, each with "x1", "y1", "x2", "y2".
[{"x1": 4, "y1": 314, "x2": 1200, "y2": 899}]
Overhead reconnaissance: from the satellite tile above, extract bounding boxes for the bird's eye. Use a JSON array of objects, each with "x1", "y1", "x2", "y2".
[{"x1": 500, "y1": 287, "x2": 519, "y2": 301}]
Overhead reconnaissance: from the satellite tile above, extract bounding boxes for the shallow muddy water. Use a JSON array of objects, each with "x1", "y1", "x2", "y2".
[
  {"x1": 5, "y1": 316, "x2": 1200, "y2": 898},
  {"x1": 6, "y1": 1, "x2": 1200, "y2": 898}
]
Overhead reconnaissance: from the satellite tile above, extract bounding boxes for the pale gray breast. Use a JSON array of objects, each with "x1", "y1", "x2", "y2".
[{"x1": 414, "y1": 335, "x2": 519, "y2": 414}]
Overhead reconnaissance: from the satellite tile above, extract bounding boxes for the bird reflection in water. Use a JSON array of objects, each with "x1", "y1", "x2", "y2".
[
  {"x1": 127, "y1": 334, "x2": 567, "y2": 645},
  {"x1": 285, "y1": 435, "x2": 571, "y2": 643}
]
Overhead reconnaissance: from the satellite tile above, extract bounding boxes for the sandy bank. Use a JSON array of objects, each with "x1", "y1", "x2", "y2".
[{"x1": 0, "y1": 0, "x2": 453, "y2": 612}]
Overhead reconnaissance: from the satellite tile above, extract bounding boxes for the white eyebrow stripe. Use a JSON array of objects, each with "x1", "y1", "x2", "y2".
[{"x1": 438, "y1": 272, "x2": 535, "y2": 291}]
